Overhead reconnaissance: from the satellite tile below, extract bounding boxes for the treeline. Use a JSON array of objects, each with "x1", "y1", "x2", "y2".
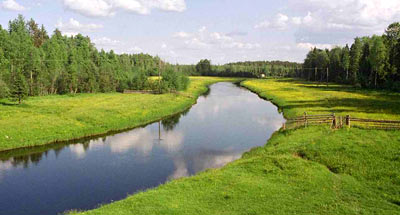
[
  {"x1": 189, "y1": 59, "x2": 302, "y2": 77},
  {"x1": 0, "y1": 15, "x2": 188, "y2": 103},
  {"x1": 302, "y1": 22, "x2": 400, "y2": 90}
]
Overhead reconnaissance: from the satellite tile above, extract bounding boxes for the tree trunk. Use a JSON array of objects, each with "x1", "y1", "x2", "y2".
[{"x1": 30, "y1": 70, "x2": 33, "y2": 96}]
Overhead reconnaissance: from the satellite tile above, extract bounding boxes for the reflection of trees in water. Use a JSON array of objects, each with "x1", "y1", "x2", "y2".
[
  {"x1": 161, "y1": 109, "x2": 190, "y2": 131},
  {"x1": 0, "y1": 139, "x2": 93, "y2": 169},
  {"x1": 202, "y1": 88, "x2": 211, "y2": 98}
]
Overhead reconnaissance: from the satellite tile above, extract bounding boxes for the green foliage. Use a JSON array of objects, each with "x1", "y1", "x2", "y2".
[
  {"x1": 9, "y1": 70, "x2": 28, "y2": 104},
  {"x1": 302, "y1": 22, "x2": 400, "y2": 91},
  {"x1": 0, "y1": 15, "x2": 167, "y2": 98},
  {"x1": 0, "y1": 78, "x2": 9, "y2": 98},
  {"x1": 195, "y1": 59, "x2": 212, "y2": 76},
  {"x1": 193, "y1": 59, "x2": 301, "y2": 78},
  {"x1": 160, "y1": 67, "x2": 190, "y2": 92},
  {"x1": 129, "y1": 69, "x2": 149, "y2": 90}
]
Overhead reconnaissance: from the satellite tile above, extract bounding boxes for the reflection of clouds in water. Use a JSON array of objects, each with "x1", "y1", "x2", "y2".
[
  {"x1": 160, "y1": 131, "x2": 184, "y2": 153},
  {"x1": 69, "y1": 144, "x2": 86, "y2": 159},
  {"x1": 168, "y1": 156, "x2": 189, "y2": 180},
  {"x1": 192, "y1": 150, "x2": 242, "y2": 173},
  {"x1": 0, "y1": 161, "x2": 18, "y2": 182},
  {"x1": 254, "y1": 116, "x2": 285, "y2": 131},
  {"x1": 107, "y1": 128, "x2": 153, "y2": 155},
  {"x1": 167, "y1": 149, "x2": 243, "y2": 180},
  {"x1": 88, "y1": 138, "x2": 107, "y2": 150}
]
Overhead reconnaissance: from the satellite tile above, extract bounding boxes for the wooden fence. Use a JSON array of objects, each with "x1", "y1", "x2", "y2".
[{"x1": 283, "y1": 112, "x2": 400, "y2": 130}]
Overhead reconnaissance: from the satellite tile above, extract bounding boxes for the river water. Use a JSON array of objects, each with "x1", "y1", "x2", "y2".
[{"x1": 0, "y1": 82, "x2": 285, "y2": 215}]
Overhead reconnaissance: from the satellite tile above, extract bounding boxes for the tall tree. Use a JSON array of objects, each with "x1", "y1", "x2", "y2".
[
  {"x1": 370, "y1": 36, "x2": 388, "y2": 88},
  {"x1": 359, "y1": 39, "x2": 372, "y2": 87},
  {"x1": 341, "y1": 45, "x2": 350, "y2": 82},
  {"x1": 9, "y1": 69, "x2": 28, "y2": 104},
  {"x1": 349, "y1": 37, "x2": 362, "y2": 84}
]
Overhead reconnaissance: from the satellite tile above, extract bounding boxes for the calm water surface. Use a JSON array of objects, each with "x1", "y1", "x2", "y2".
[{"x1": 0, "y1": 82, "x2": 284, "y2": 215}]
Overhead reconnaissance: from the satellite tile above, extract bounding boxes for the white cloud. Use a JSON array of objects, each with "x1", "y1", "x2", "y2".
[
  {"x1": 173, "y1": 31, "x2": 190, "y2": 38},
  {"x1": 56, "y1": 18, "x2": 103, "y2": 36},
  {"x1": 0, "y1": 0, "x2": 25, "y2": 11},
  {"x1": 62, "y1": 0, "x2": 186, "y2": 17},
  {"x1": 255, "y1": 0, "x2": 400, "y2": 46},
  {"x1": 93, "y1": 37, "x2": 143, "y2": 54},
  {"x1": 93, "y1": 37, "x2": 121, "y2": 46},
  {"x1": 296, "y1": 42, "x2": 334, "y2": 50},
  {"x1": 255, "y1": 13, "x2": 290, "y2": 30},
  {"x1": 177, "y1": 27, "x2": 261, "y2": 50}
]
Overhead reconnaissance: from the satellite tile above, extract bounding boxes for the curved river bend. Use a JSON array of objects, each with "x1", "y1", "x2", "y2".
[{"x1": 0, "y1": 82, "x2": 285, "y2": 215}]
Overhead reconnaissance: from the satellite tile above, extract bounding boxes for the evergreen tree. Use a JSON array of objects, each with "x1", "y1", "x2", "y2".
[
  {"x1": 10, "y1": 69, "x2": 28, "y2": 104},
  {"x1": 359, "y1": 41, "x2": 372, "y2": 87}
]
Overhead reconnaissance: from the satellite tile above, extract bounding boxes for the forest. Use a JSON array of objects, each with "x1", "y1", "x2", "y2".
[
  {"x1": 0, "y1": 15, "x2": 188, "y2": 103},
  {"x1": 302, "y1": 22, "x2": 400, "y2": 90},
  {"x1": 192, "y1": 59, "x2": 302, "y2": 77}
]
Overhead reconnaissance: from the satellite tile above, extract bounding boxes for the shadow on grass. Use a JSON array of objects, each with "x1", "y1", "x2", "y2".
[{"x1": 281, "y1": 98, "x2": 400, "y2": 116}]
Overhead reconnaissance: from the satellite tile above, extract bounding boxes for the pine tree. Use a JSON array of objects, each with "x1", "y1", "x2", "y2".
[{"x1": 10, "y1": 70, "x2": 28, "y2": 104}]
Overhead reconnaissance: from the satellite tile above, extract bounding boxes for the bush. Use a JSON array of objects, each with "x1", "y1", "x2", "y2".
[{"x1": 161, "y1": 67, "x2": 190, "y2": 92}]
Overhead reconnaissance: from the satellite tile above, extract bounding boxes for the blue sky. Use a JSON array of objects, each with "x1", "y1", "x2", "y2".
[{"x1": 1, "y1": 0, "x2": 400, "y2": 64}]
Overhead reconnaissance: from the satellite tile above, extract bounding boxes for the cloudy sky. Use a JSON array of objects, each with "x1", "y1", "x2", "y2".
[{"x1": 0, "y1": 0, "x2": 399, "y2": 64}]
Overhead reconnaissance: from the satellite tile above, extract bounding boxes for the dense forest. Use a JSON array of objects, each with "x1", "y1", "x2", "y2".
[
  {"x1": 302, "y1": 22, "x2": 400, "y2": 90},
  {"x1": 191, "y1": 59, "x2": 302, "y2": 77},
  {"x1": 0, "y1": 15, "x2": 188, "y2": 103}
]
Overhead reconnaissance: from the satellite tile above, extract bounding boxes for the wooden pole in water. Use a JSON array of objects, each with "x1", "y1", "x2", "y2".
[{"x1": 158, "y1": 121, "x2": 161, "y2": 140}]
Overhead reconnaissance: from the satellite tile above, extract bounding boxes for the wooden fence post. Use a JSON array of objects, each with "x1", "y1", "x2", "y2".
[
  {"x1": 346, "y1": 115, "x2": 351, "y2": 128},
  {"x1": 304, "y1": 112, "x2": 308, "y2": 127},
  {"x1": 339, "y1": 116, "x2": 343, "y2": 128},
  {"x1": 332, "y1": 113, "x2": 336, "y2": 128}
]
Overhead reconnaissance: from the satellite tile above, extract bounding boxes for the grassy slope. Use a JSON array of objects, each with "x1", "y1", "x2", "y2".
[
  {"x1": 71, "y1": 78, "x2": 400, "y2": 215},
  {"x1": 0, "y1": 77, "x2": 238, "y2": 151}
]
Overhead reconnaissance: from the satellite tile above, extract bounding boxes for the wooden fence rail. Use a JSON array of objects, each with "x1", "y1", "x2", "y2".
[{"x1": 282, "y1": 113, "x2": 400, "y2": 131}]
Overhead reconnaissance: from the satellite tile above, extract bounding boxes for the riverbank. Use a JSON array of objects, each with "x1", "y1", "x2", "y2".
[
  {"x1": 0, "y1": 77, "x2": 239, "y2": 151},
  {"x1": 71, "y1": 78, "x2": 400, "y2": 215}
]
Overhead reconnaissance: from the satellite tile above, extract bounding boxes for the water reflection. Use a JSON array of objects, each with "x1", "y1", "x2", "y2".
[{"x1": 0, "y1": 82, "x2": 285, "y2": 215}]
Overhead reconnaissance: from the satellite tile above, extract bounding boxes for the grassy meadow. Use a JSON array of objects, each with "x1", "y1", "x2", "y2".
[
  {"x1": 70, "y1": 78, "x2": 400, "y2": 215},
  {"x1": 241, "y1": 78, "x2": 400, "y2": 120},
  {"x1": 0, "y1": 77, "x2": 239, "y2": 151}
]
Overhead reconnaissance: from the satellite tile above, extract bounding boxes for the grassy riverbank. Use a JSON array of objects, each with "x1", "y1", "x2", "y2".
[
  {"x1": 0, "y1": 77, "x2": 239, "y2": 151},
  {"x1": 71, "y1": 78, "x2": 400, "y2": 215}
]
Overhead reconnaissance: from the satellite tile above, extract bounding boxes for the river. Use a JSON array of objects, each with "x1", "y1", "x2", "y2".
[{"x1": 0, "y1": 82, "x2": 285, "y2": 215}]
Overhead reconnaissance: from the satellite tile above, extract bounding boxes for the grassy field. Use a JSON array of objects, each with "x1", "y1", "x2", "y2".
[
  {"x1": 241, "y1": 78, "x2": 400, "y2": 119},
  {"x1": 0, "y1": 77, "x2": 239, "y2": 151},
  {"x1": 70, "y1": 78, "x2": 400, "y2": 215}
]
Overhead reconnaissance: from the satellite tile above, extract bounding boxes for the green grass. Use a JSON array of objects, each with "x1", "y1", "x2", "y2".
[
  {"x1": 0, "y1": 77, "x2": 239, "y2": 151},
  {"x1": 70, "y1": 78, "x2": 400, "y2": 215},
  {"x1": 241, "y1": 78, "x2": 400, "y2": 119}
]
